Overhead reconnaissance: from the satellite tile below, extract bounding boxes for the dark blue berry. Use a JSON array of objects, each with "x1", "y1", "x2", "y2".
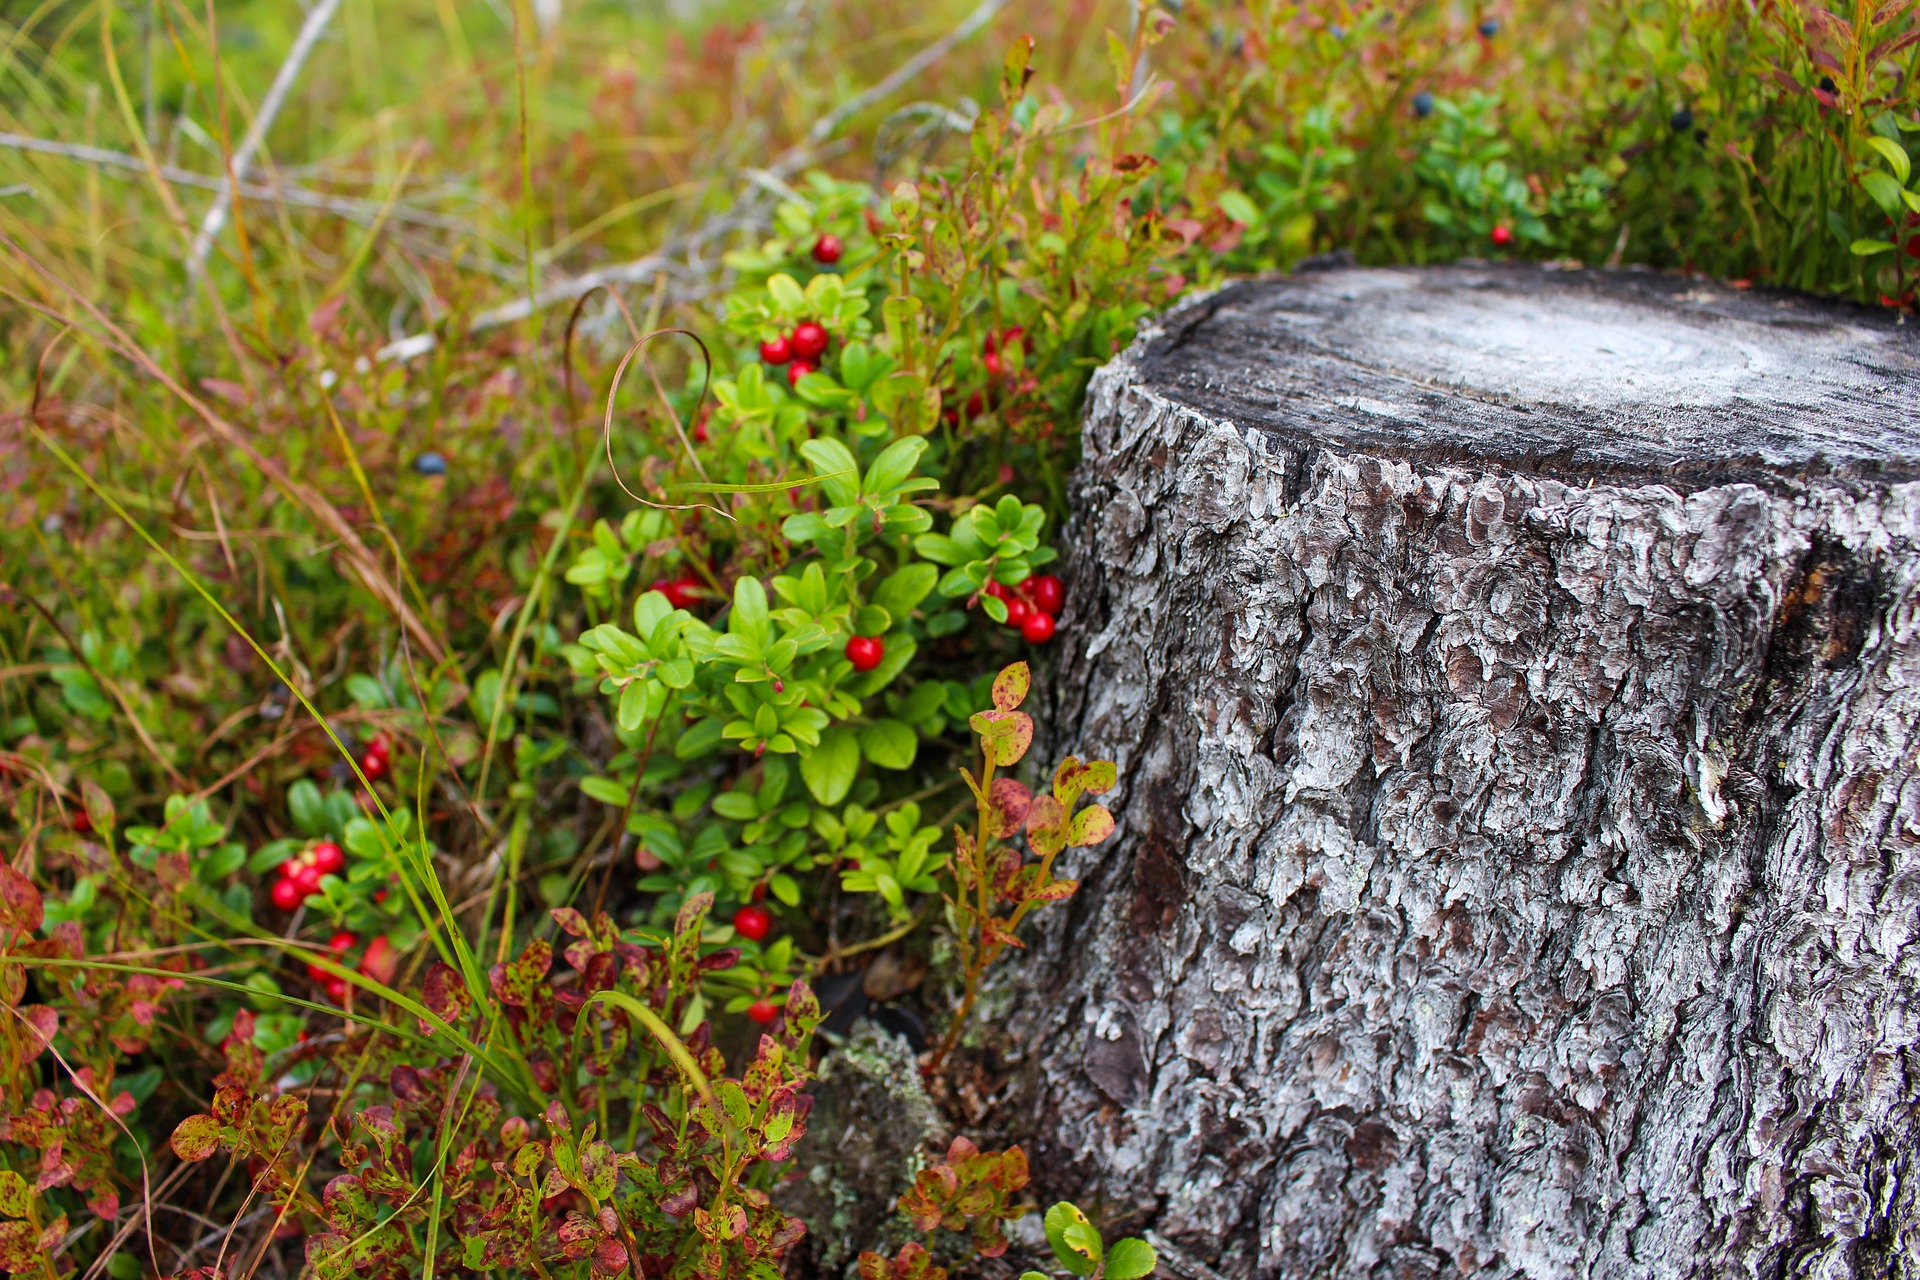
[
  {"x1": 1413, "y1": 90, "x2": 1435, "y2": 117},
  {"x1": 1329, "y1": 23, "x2": 1346, "y2": 38},
  {"x1": 1477, "y1": 17, "x2": 1499, "y2": 36},
  {"x1": 1669, "y1": 107, "x2": 1693, "y2": 132},
  {"x1": 413, "y1": 451, "x2": 448, "y2": 476},
  {"x1": 1819, "y1": 76, "x2": 1837, "y2": 93}
]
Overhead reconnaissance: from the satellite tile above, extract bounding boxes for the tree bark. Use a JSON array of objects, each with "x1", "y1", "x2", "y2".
[{"x1": 1009, "y1": 264, "x2": 1920, "y2": 1280}]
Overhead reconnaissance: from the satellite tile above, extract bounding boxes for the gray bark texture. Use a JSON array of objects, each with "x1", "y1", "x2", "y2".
[{"x1": 1007, "y1": 264, "x2": 1920, "y2": 1280}]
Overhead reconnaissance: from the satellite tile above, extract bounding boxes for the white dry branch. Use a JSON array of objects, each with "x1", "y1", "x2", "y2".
[{"x1": 184, "y1": 0, "x2": 347, "y2": 276}]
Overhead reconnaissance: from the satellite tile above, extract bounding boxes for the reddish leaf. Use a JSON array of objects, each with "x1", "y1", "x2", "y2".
[
  {"x1": 0, "y1": 863, "x2": 43, "y2": 936},
  {"x1": 1025, "y1": 794, "x2": 1067, "y2": 857},
  {"x1": 987, "y1": 778, "x2": 1032, "y2": 837},
  {"x1": 170, "y1": 1114, "x2": 222, "y2": 1162}
]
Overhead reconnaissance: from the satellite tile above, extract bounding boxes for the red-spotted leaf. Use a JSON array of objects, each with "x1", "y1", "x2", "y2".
[
  {"x1": 969, "y1": 709, "x2": 1033, "y2": 768},
  {"x1": 987, "y1": 778, "x2": 1032, "y2": 838},
  {"x1": 991, "y1": 662, "x2": 1030, "y2": 711},
  {"x1": 170, "y1": 1114, "x2": 222, "y2": 1162},
  {"x1": 591, "y1": 1236, "x2": 630, "y2": 1278},
  {"x1": 1067, "y1": 804, "x2": 1115, "y2": 847},
  {"x1": 0, "y1": 864, "x2": 42, "y2": 937},
  {"x1": 0, "y1": 1170, "x2": 30, "y2": 1218},
  {"x1": 1024, "y1": 794, "x2": 1067, "y2": 857}
]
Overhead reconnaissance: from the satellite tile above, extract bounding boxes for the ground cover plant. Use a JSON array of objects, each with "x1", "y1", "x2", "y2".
[{"x1": 0, "y1": 0, "x2": 1916, "y2": 1273}]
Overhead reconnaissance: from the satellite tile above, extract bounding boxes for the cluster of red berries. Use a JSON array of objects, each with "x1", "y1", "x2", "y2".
[
  {"x1": 360, "y1": 735, "x2": 391, "y2": 783},
  {"x1": 760, "y1": 321, "x2": 832, "y2": 387},
  {"x1": 652, "y1": 575, "x2": 705, "y2": 609},
  {"x1": 303, "y1": 929, "x2": 395, "y2": 1004},
  {"x1": 271, "y1": 840, "x2": 344, "y2": 911},
  {"x1": 986, "y1": 574, "x2": 1065, "y2": 644}
]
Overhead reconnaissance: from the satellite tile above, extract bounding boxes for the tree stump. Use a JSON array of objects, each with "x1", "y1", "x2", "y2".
[{"x1": 1012, "y1": 264, "x2": 1920, "y2": 1279}]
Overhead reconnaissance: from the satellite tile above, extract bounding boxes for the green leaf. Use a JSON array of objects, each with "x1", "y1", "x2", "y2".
[
  {"x1": 767, "y1": 272, "x2": 806, "y2": 312},
  {"x1": 731, "y1": 576, "x2": 771, "y2": 645},
  {"x1": 345, "y1": 673, "x2": 389, "y2": 710},
  {"x1": 1865, "y1": 135, "x2": 1912, "y2": 184},
  {"x1": 287, "y1": 780, "x2": 327, "y2": 836},
  {"x1": 859, "y1": 719, "x2": 918, "y2": 770},
  {"x1": 799, "y1": 437, "x2": 861, "y2": 507},
  {"x1": 1851, "y1": 237, "x2": 1898, "y2": 255},
  {"x1": 1103, "y1": 1238, "x2": 1158, "y2": 1280},
  {"x1": 800, "y1": 728, "x2": 861, "y2": 805},
  {"x1": 854, "y1": 604, "x2": 893, "y2": 636},
  {"x1": 863, "y1": 436, "x2": 929, "y2": 497},
  {"x1": 1862, "y1": 169, "x2": 1906, "y2": 217},
  {"x1": 713, "y1": 791, "x2": 760, "y2": 820},
  {"x1": 1218, "y1": 189, "x2": 1261, "y2": 226},
  {"x1": 911, "y1": 533, "x2": 966, "y2": 565},
  {"x1": 580, "y1": 776, "x2": 631, "y2": 806},
  {"x1": 873, "y1": 564, "x2": 938, "y2": 617},
  {"x1": 769, "y1": 872, "x2": 802, "y2": 906},
  {"x1": 1045, "y1": 1203, "x2": 1100, "y2": 1276}
]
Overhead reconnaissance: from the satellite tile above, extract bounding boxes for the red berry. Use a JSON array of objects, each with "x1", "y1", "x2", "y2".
[
  {"x1": 966, "y1": 391, "x2": 986, "y2": 417},
  {"x1": 1490, "y1": 224, "x2": 1514, "y2": 247},
  {"x1": 760, "y1": 335, "x2": 793, "y2": 365},
  {"x1": 312, "y1": 842, "x2": 346, "y2": 875},
  {"x1": 292, "y1": 862, "x2": 324, "y2": 895},
  {"x1": 362, "y1": 935, "x2": 397, "y2": 984},
  {"x1": 71, "y1": 809, "x2": 91, "y2": 835},
  {"x1": 733, "y1": 905, "x2": 773, "y2": 941},
  {"x1": 328, "y1": 929, "x2": 358, "y2": 953},
  {"x1": 694, "y1": 421, "x2": 710, "y2": 444},
  {"x1": 306, "y1": 961, "x2": 329, "y2": 981},
  {"x1": 747, "y1": 999, "x2": 778, "y2": 1025},
  {"x1": 983, "y1": 351, "x2": 1004, "y2": 378},
  {"x1": 787, "y1": 360, "x2": 815, "y2": 388},
  {"x1": 271, "y1": 879, "x2": 303, "y2": 911},
  {"x1": 361, "y1": 750, "x2": 388, "y2": 783},
  {"x1": 1001, "y1": 325, "x2": 1024, "y2": 351},
  {"x1": 983, "y1": 580, "x2": 1012, "y2": 600},
  {"x1": 1004, "y1": 597, "x2": 1033, "y2": 627},
  {"x1": 654, "y1": 576, "x2": 703, "y2": 610},
  {"x1": 325, "y1": 977, "x2": 349, "y2": 1003},
  {"x1": 751, "y1": 881, "x2": 767, "y2": 901},
  {"x1": 812, "y1": 234, "x2": 843, "y2": 264},
  {"x1": 845, "y1": 635, "x2": 885, "y2": 672},
  {"x1": 1021, "y1": 611, "x2": 1056, "y2": 644},
  {"x1": 1905, "y1": 234, "x2": 1920, "y2": 258},
  {"x1": 1027, "y1": 574, "x2": 1065, "y2": 616},
  {"x1": 790, "y1": 322, "x2": 829, "y2": 360}
]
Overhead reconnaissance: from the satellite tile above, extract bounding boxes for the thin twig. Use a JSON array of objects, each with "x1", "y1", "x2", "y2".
[
  {"x1": 185, "y1": 0, "x2": 346, "y2": 275},
  {"x1": 0, "y1": 131, "x2": 493, "y2": 237}
]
